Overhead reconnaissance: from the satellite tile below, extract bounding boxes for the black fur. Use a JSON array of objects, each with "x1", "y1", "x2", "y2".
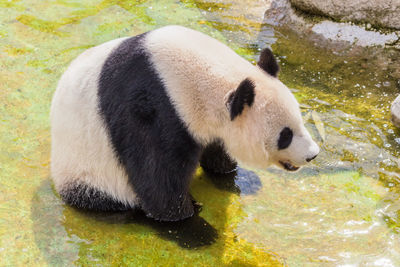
[
  {"x1": 59, "y1": 182, "x2": 130, "y2": 211},
  {"x1": 200, "y1": 140, "x2": 237, "y2": 174},
  {"x1": 228, "y1": 78, "x2": 255, "y2": 121},
  {"x1": 204, "y1": 167, "x2": 261, "y2": 196},
  {"x1": 278, "y1": 127, "x2": 293, "y2": 150},
  {"x1": 257, "y1": 48, "x2": 279, "y2": 77},
  {"x1": 98, "y1": 33, "x2": 201, "y2": 221}
]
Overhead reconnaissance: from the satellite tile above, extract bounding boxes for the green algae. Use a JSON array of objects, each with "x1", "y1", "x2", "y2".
[{"x1": 1, "y1": 0, "x2": 400, "y2": 266}]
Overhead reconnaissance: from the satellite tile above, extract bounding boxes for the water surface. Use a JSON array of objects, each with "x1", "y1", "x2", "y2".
[{"x1": 1, "y1": 0, "x2": 400, "y2": 266}]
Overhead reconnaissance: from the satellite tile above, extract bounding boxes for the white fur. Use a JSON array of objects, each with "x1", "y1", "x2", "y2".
[
  {"x1": 146, "y1": 25, "x2": 319, "y2": 169},
  {"x1": 50, "y1": 37, "x2": 137, "y2": 206}
]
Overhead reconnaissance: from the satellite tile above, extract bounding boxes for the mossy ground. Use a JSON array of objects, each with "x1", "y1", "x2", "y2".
[{"x1": 1, "y1": 0, "x2": 400, "y2": 266}]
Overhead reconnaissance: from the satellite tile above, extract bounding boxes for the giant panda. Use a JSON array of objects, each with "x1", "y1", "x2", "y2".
[{"x1": 50, "y1": 25, "x2": 319, "y2": 221}]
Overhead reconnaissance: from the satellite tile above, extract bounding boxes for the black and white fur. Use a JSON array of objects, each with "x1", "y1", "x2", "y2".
[{"x1": 51, "y1": 26, "x2": 319, "y2": 221}]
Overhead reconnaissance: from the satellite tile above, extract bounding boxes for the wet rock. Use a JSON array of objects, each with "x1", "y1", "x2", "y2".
[
  {"x1": 391, "y1": 95, "x2": 400, "y2": 128},
  {"x1": 264, "y1": 0, "x2": 400, "y2": 48},
  {"x1": 311, "y1": 21, "x2": 398, "y2": 47},
  {"x1": 262, "y1": 0, "x2": 400, "y2": 79},
  {"x1": 290, "y1": 0, "x2": 400, "y2": 30},
  {"x1": 264, "y1": 0, "x2": 305, "y2": 27}
]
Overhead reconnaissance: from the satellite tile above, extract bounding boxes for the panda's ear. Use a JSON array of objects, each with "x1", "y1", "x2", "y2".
[
  {"x1": 226, "y1": 78, "x2": 255, "y2": 121},
  {"x1": 257, "y1": 48, "x2": 279, "y2": 77}
]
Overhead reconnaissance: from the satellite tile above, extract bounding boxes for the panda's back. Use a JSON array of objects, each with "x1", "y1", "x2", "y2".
[{"x1": 146, "y1": 25, "x2": 252, "y2": 74}]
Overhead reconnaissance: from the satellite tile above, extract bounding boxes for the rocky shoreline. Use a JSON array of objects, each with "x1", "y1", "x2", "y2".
[{"x1": 262, "y1": 0, "x2": 400, "y2": 126}]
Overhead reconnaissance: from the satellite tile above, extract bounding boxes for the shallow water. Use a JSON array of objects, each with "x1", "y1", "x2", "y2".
[{"x1": 1, "y1": 0, "x2": 400, "y2": 266}]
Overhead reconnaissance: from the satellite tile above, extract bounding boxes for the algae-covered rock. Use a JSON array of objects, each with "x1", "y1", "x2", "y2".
[{"x1": 290, "y1": 0, "x2": 400, "y2": 30}]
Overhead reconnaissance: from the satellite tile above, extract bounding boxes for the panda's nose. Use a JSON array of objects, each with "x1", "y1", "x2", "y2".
[{"x1": 306, "y1": 154, "x2": 318, "y2": 162}]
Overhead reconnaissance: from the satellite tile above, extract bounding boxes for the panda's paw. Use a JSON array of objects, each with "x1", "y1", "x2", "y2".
[
  {"x1": 154, "y1": 206, "x2": 194, "y2": 222},
  {"x1": 144, "y1": 196, "x2": 195, "y2": 222}
]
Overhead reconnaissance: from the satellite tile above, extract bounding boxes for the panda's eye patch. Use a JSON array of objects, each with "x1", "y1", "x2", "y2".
[{"x1": 278, "y1": 127, "x2": 293, "y2": 150}]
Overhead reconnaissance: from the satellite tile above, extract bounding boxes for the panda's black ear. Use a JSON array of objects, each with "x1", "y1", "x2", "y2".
[
  {"x1": 257, "y1": 48, "x2": 279, "y2": 77},
  {"x1": 227, "y1": 78, "x2": 255, "y2": 121}
]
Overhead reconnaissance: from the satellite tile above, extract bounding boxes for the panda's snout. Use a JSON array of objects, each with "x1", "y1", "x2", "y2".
[
  {"x1": 306, "y1": 154, "x2": 318, "y2": 162},
  {"x1": 305, "y1": 141, "x2": 320, "y2": 163}
]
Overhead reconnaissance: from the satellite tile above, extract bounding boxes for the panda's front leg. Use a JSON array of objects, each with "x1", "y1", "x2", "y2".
[
  {"x1": 133, "y1": 166, "x2": 199, "y2": 221},
  {"x1": 128, "y1": 142, "x2": 202, "y2": 222},
  {"x1": 200, "y1": 140, "x2": 237, "y2": 174}
]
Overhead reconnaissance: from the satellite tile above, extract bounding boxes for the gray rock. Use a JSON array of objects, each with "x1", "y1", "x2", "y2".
[
  {"x1": 264, "y1": 0, "x2": 306, "y2": 27},
  {"x1": 311, "y1": 21, "x2": 399, "y2": 47},
  {"x1": 290, "y1": 0, "x2": 400, "y2": 30},
  {"x1": 264, "y1": 0, "x2": 400, "y2": 48},
  {"x1": 391, "y1": 95, "x2": 400, "y2": 128}
]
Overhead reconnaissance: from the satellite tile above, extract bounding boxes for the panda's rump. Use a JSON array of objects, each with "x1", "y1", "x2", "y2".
[{"x1": 50, "y1": 37, "x2": 137, "y2": 209}]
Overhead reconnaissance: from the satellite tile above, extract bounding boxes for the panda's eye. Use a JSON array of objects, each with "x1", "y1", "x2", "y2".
[{"x1": 278, "y1": 127, "x2": 293, "y2": 150}]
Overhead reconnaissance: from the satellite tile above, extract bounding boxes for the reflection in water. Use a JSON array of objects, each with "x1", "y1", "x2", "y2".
[
  {"x1": 81, "y1": 207, "x2": 218, "y2": 249},
  {"x1": 204, "y1": 167, "x2": 262, "y2": 195},
  {"x1": 32, "y1": 173, "x2": 282, "y2": 266},
  {"x1": 32, "y1": 180, "x2": 81, "y2": 266},
  {"x1": 32, "y1": 168, "x2": 262, "y2": 254},
  {"x1": 33, "y1": 181, "x2": 217, "y2": 253}
]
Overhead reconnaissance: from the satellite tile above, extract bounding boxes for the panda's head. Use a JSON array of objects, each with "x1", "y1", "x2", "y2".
[{"x1": 223, "y1": 48, "x2": 319, "y2": 171}]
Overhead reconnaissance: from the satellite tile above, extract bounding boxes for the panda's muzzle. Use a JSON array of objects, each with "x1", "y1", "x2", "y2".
[{"x1": 279, "y1": 161, "x2": 300, "y2": 171}]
